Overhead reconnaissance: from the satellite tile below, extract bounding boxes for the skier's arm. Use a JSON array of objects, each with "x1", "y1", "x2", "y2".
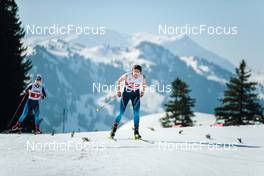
[
  {"x1": 21, "y1": 84, "x2": 32, "y2": 95},
  {"x1": 116, "y1": 74, "x2": 128, "y2": 97},
  {"x1": 141, "y1": 75, "x2": 147, "y2": 97},
  {"x1": 42, "y1": 87, "x2": 47, "y2": 99}
]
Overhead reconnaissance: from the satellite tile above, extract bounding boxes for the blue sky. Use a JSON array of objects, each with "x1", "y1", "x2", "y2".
[{"x1": 16, "y1": 0, "x2": 264, "y2": 71}]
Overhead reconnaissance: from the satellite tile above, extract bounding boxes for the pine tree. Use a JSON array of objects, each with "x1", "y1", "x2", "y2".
[
  {"x1": 0, "y1": 0, "x2": 32, "y2": 131},
  {"x1": 215, "y1": 60, "x2": 264, "y2": 125},
  {"x1": 161, "y1": 78, "x2": 195, "y2": 127}
]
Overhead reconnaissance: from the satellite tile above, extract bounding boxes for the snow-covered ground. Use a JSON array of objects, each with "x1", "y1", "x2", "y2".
[
  {"x1": 119, "y1": 112, "x2": 216, "y2": 130},
  {"x1": 1, "y1": 113, "x2": 264, "y2": 176}
]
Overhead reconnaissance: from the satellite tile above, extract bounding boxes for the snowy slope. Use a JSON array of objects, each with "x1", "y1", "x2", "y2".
[
  {"x1": 120, "y1": 112, "x2": 216, "y2": 130},
  {"x1": 1, "y1": 114, "x2": 264, "y2": 176}
]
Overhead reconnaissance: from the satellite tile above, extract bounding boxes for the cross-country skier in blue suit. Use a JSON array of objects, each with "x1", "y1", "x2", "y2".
[{"x1": 110, "y1": 65, "x2": 147, "y2": 140}]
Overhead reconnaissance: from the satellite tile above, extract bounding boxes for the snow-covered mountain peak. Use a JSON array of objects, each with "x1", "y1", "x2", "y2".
[
  {"x1": 130, "y1": 32, "x2": 186, "y2": 46},
  {"x1": 25, "y1": 37, "x2": 85, "y2": 59},
  {"x1": 24, "y1": 31, "x2": 244, "y2": 132},
  {"x1": 24, "y1": 30, "x2": 235, "y2": 72}
]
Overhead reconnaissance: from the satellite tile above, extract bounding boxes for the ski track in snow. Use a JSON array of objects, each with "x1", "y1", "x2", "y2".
[{"x1": 1, "y1": 123, "x2": 264, "y2": 176}]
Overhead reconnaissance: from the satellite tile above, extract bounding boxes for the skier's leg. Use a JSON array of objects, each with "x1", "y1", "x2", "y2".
[
  {"x1": 18, "y1": 100, "x2": 29, "y2": 123},
  {"x1": 33, "y1": 101, "x2": 41, "y2": 133},
  {"x1": 132, "y1": 92, "x2": 141, "y2": 139},
  {"x1": 132, "y1": 96, "x2": 140, "y2": 129},
  {"x1": 114, "y1": 93, "x2": 129, "y2": 124},
  {"x1": 110, "y1": 92, "x2": 130, "y2": 138}
]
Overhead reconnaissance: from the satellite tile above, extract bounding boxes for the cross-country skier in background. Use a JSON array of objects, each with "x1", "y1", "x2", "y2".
[
  {"x1": 110, "y1": 65, "x2": 147, "y2": 140},
  {"x1": 12, "y1": 74, "x2": 46, "y2": 133}
]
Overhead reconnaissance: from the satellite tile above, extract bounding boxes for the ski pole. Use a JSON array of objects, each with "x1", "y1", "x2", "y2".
[
  {"x1": 96, "y1": 94, "x2": 117, "y2": 112},
  {"x1": 7, "y1": 93, "x2": 27, "y2": 128}
]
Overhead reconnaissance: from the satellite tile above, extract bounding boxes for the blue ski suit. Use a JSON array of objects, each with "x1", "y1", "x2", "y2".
[
  {"x1": 114, "y1": 87, "x2": 141, "y2": 128},
  {"x1": 114, "y1": 72, "x2": 145, "y2": 128}
]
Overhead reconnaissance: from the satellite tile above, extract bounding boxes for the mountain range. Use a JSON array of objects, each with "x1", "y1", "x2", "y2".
[{"x1": 23, "y1": 31, "x2": 263, "y2": 132}]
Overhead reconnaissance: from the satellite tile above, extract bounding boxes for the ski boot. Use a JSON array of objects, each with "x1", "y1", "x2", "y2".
[
  {"x1": 12, "y1": 121, "x2": 22, "y2": 130},
  {"x1": 134, "y1": 127, "x2": 142, "y2": 140},
  {"x1": 109, "y1": 122, "x2": 118, "y2": 139},
  {"x1": 9, "y1": 121, "x2": 24, "y2": 133},
  {"x1": 33, "y1": 125, "x2": 42, "y2": 134}
]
